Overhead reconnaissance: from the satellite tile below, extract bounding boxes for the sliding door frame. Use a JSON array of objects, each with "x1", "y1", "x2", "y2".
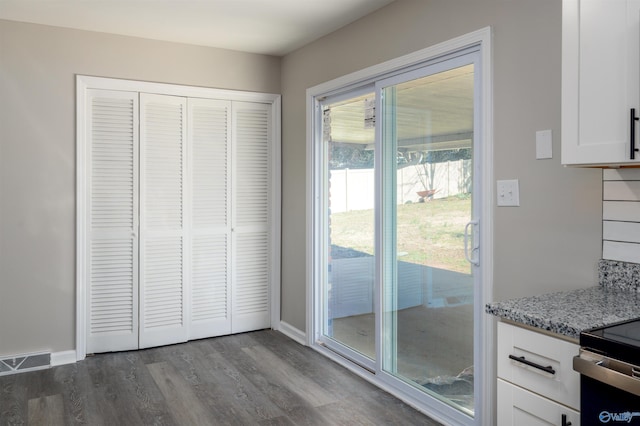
[
  {"x1": 306, "y1": 28, "x2": 494, "y2": 425},
  {"x1": 76, "y1": 75, "x2": 281, "y2": 360},
  {"x1": 314, "y1": 84, "x2": 378, "y2": 372}
]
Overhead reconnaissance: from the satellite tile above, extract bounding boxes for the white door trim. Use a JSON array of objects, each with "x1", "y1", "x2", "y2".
[
  {"x1": 306, "y1": 27, "x2": 493, "y2": 425},
  {"x1": 76, "y1": 75, "x2": 281, "y2": 360}
]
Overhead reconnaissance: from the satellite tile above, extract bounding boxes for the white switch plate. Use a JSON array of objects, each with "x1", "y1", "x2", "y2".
[
  {"x1": 536, "y1": 129, "x2": 552, "y2": 159},
  {"x1": 497, "y1": 179, "x2": 520, "y2": 206}
]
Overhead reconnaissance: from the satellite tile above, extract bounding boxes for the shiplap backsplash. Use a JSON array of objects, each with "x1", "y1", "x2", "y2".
[{"x1": 603, "y1": 169, "x2": 640, "y2": 263}]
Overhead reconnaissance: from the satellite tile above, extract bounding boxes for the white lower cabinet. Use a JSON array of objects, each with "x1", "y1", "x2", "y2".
[
  {"x1": 498, "y1": 379, "x2": 580, "y2": 426},
  {"x1": 497, "y1": 322, "x2": 580, "y2": 426}
]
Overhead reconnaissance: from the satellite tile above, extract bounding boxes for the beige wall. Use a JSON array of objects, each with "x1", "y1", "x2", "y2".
[
  {"x1": 0, "y1": 0, "x2": 607, "y2": 356},
  {"x1": 0, "y1": 19, "x2": 281, "y2": 356},
  {"x1": 280, "y1": 0, "x2": 603, "y2": 331}
]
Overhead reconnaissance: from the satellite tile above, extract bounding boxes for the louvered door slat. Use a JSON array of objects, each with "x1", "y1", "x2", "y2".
[
  {"x1": 231, "y1": 102, "x2": 271, "y2": 333},
  {"x1": 235, "y1": 107, "x2": 270, "y2": 226},
  {"x1": 139, "y1": 93, "x2": 188, "y2": 349},
  {"x1": 86, "y1": 89, "x2": 139, "y2": 354},
  {"x1": 188, "y1": 98, "x2": 232, "y2": 339},
  {"x1": 191, "y1": 235, "x2": 229, "y2": 320},
  {"x1": 233, "y1": 233, "x2": 269, "y2": 329}
]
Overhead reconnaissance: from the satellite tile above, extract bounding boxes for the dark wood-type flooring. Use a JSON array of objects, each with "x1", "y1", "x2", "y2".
[{"x1": 0, "y1": 330, "x2": 442, "y2": 425}]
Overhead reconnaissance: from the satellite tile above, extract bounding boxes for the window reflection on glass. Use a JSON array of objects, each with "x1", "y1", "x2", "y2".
[{"x1": 324, "y1": 93, "x2": 376, "y2": 360}]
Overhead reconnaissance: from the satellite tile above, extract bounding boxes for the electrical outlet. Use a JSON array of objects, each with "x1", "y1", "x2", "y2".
[{"x1": 497, "y1": 179, "x2": 520, "y2": 207}]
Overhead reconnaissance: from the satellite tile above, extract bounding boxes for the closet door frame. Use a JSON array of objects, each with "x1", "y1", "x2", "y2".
[{"x1": 76, "y1": 75, "x2": 281, "y2": 360}]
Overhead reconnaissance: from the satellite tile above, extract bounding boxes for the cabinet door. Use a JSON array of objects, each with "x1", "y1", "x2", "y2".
[
  {"x1": 497, "y1": 322, "x2": 580, "y2": 410},
  {"x1": 188, "y1": 98, "x2": 233, "y2": 339},
  {"x1": 497, "y1": 379, "x2": 580, "y2": 426},
  {"x1": 85, "y1": 89, "x2": 140, "y2": 354},
  {"x1": 562, "y1": 0, "x2": 640, "y2": 165},
  {"x1": 231, "y1": 102, "x2": 272, "y2": 333},
  {"x1": 139, "y1": 93, "x2": 188, "y2": 349}
]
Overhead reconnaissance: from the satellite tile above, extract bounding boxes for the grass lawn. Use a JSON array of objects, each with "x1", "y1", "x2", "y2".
[{"x1": 330, "y1": 195, "x2": 472, "y2": 273}]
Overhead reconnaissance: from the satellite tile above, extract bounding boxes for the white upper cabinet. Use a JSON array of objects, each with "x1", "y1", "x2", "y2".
[{"x1": 562, "y1": 0, "x2": 640, "y2": 166}]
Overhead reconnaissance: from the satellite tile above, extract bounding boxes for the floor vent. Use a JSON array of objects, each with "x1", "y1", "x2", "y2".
[{"x1": 0, "y1": 352, "x2": 51, "y2": 376}]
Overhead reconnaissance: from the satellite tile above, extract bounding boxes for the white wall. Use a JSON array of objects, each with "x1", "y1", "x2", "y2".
[
  {"x1": 603, "y1": 169, "x2": 640, "y2": 263},
  {"x1": 280, "y1": 0, "x2": 604, "y2": 331},
  {"x1": 0, "y1": 19, "x2": 281, "y2": 357}
]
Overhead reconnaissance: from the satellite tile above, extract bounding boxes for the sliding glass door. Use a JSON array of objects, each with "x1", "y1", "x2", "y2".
[
  {"x1": 318, "y1": 89, "x2": 377, "y2": 368},
  {"x1": 312, "y1": 42, "x2": 486, "y2": 425},
  {"x1": 379, "y1": 61, "x2": 477, "y2": 414}
]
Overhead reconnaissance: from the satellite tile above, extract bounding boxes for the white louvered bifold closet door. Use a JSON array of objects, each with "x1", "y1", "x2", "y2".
[
  {"x1": 86, "y1": 89, "x2": 140, "y2": 354},
  {"x1": 231, "y1": 102, "x2": 271, "y2": 333},
  {"x1": 188, "y1": 98, "x2": 233, "y2": 339},
  {"x1": 139, "y1": 93, "x2": 188, "y2": 349}
]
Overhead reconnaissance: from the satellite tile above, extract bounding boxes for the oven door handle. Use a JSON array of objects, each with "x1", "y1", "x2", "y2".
[{"x1": 573, "y1": 354, "x2": 640, "y2": 397}]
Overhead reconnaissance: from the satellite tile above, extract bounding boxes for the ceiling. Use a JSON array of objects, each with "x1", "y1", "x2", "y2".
[{"x1": 0, "y1": 0, "x2": 394, "y2": 56}]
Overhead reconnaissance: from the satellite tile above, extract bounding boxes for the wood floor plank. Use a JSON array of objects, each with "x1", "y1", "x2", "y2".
[
  {"x1": 360, "y1": 388, "x2": 444, "y2": 425},
  {"x1": 151, "y1": 341, "x2": 282, "y2": 425},
  {"x1": 253, "y1": 331, "x2": 440, "y2": 424},
  {"x1": 86, "y1": 353, "x2": 167, "y2": 426},
  {"x1": 202, "y1": 331, "x2": 258, "y2": 355},
  {"x1": 0, "y1": 330, "x2": 441, "y2": 426},
  {"x1": 28, "y1": 394, "x2": 64, "y2": 426},
  {"x1": 258, "y1": 415, "x2": 297, "y2": 426},
  {"x1": 52, "y1": 361, "x2": 104, "y2": 426},
  {"x1": 279, "y1": 405, "x2": 338, "y2": 426},
  {"x1": 147, "y1": 361, "x2": 214, "y2": 425},
  {"x1": 241, "y1": 345, "x2": 337, "y2": 407},
  {"x1": 0, "y1": 374, "x2": 27, "y2": 426},
  {"x1": 206, "y1": 338, "x2": 315, "y2": 413},
  {"x1": 250, "y1": 330, "x2": 380, "y2": 399},
  {"x1": 117, "y1": 352, "x2": 176, "y2": 425},
  {"x1": 312, "y1": 399, "x2": 377, "y2": 426},
  {"x1": 24, "y1": 368, "x2": 57, "y2": 401},
  {"x1": 231, "y1": 358, "x2": 313, "y2": 413},
  {"x1": 205, "y1": 350, "x2": 285, "y2": 421}
]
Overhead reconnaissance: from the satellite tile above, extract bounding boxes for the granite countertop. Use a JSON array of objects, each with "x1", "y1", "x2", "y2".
[
  {"x1": 485, "y1": 259, "x2": 640, "y2": 340},
  {"x1": 486, "y1": 286, "x2": 640, "y2": 340}
]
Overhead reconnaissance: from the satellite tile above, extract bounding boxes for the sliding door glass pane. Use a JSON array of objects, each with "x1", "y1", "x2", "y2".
[
  {"x1": 323, "y1": 92, "x2": 376, "y2": 360},
  {"x1": 381, "y1": 64, "x2": 475, "y2": 414}
]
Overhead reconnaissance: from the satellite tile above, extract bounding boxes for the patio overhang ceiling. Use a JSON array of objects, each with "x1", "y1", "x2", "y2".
[{"x1": 328, "y1": 65, "x2": 474, "y2": 152}]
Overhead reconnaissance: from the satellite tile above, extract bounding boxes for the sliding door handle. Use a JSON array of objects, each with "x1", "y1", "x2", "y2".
[{"x1": 464, "y1": 220, "x2": 479, "y2": 266}]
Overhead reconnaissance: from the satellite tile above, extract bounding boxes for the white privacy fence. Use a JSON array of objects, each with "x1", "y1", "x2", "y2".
[{"x1": 330, "y1": 159, "x2": 472, "y2": 213}]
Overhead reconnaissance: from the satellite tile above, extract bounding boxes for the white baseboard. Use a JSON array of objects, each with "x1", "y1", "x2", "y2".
[
  {"x1": 51, "y1": 350, "x2": 77, "y2": 366},
  {"x1": 277, "y1": 321, "x2": 307, "y2": 345}
]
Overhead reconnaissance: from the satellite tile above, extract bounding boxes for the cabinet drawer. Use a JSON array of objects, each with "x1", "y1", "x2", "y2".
[
  {"x1": 497, "y1": 322, "x2": 580, "y2": 410},
  {"x1": 497, "y1": 379, "x2": 580, "y2": 426}
]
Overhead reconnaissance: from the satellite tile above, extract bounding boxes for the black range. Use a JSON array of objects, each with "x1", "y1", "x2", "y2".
[{"x1": 574, "y1": 318, "x2": 640, "y2": 425}]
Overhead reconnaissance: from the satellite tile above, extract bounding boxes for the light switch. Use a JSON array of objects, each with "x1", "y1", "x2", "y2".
[
  {"x1": 497, "y1": 179, "x2": 520, "y2": 207},
  {"x1": 536, "y1": 129, "x2": 553, "y2": 159}
]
